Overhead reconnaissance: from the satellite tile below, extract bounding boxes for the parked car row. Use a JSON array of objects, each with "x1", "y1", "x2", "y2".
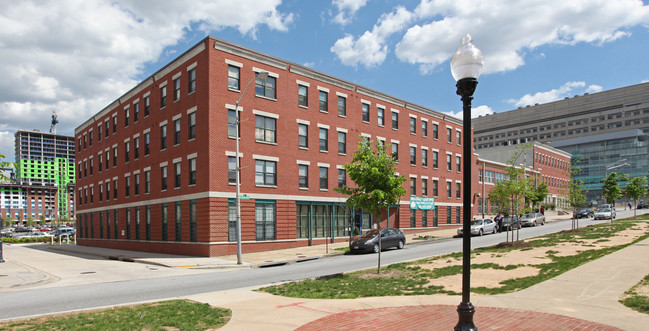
[
  {"x1": 456, "y1": 213, "x2": 546, "y2": 237},
  {"x1": 0, "y1": 226, "x2": 76, "y2": 239},
  {"x1": 594, "y1": 208, "x2": 616, "y2": 220}
]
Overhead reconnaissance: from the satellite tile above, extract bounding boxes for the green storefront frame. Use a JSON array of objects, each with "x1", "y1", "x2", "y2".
[{"x1": 296, "y1": 202, "x2": 359, "y2": 246}]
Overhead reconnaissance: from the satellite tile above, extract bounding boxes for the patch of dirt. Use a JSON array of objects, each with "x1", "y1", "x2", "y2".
[
  {"x1": 429, "y1": 266, "x2": 541, "y2": 293},
  {"x1": 494, "y1": 241, "x2": 535, "y2": 249},
  {"x1": 356, "y1": 269, "x2": 409, "y2": 279}
]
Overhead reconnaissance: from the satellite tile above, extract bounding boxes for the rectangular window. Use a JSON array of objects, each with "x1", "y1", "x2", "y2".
[
  {"x1": 124, "y1": 108, "x2": 129, "y2": 127},
  {"x1": 189, "y1": 200, "x2": 196, "y2": 242},
  {"x1": 144, "y1": 95, "x2": 150, "y2": 117},
  {"x1": 362, "y1": 103, "x2": 370, "y2": 122},
  {"x1": 319, "y1": 167, "x2": 328, "y2": 190},
  {"x1": 319, "y1": 128, "x2": 328, "y2": 152},
  {"x1": 160, "y1": 125, "x2": 167, "y2": 150},
  {"x1": 456, "y1": 155, "x2": 461, "y2": 173},
  {"x1": 134, "y1": 137, "x2": 139, "y2": 159},
  {"x1": 145, "y1": 170, "x2": 150, "y2": 194},
  {"x1": 392, "y1": 143, "x2": 398, "y2": 160},
  {"x1": 98, "y1": 126, "x2": 102, "y2": 141},
  {"x1": 456, "y1": 182, "x2": 461, "y2": 199},
  {"x1": 188, "y1": 68, "x2": 196, "y2": 93},
  {"x1": 255, "y1": 202, "x2": 276, "y2": 241},
  {"x1": 124, "y1": 142, "x2": 130, "y2": 162},
  {"x1": 410, "y1": 147, "x2": 416, "y2": 165},
  {"x1": 174, "y1": 119, "x2": 181, "y2": 145},
  {"x1": 173, "y1": 77, "x2": 180, "y2": 101},
  {"x1": 338, "y1": 96, "x2": 346, "y2": 116},
  {"x1": 456, "y1": 206, "x2": 461, "y2": 224},
  {"x1": 319, "y1": 91, "x2": 328, "y2": 112},
  {"x1": 161, "y1": 165, "x2": 168, "y2": 190},
  {"x1": 99, "y1": 184, "x2": 103, "y2": 202},
  {"x1": 410, "y1": 117, "x2": 416, "y2": 134},
  {"x1": 378, "y1": 108, "x2": 384, "y2": 126},
  {"x1": 392, "y1": 111, "x2": 398, "y2": 130},
  {"x1": 160, "y1": 85, "x2": 167, "y2": 108},
  {"x1": 228, "y1": 109, "x2": 238, "y2": 138},
  {"x1": 133, "y1": 103, "x2": 139, "y2": 122},
  {"x1": 188, "y1": 112, "x2": 196, "y2": 140},
  {"x1": 161, "y1": 204, "x2": 168, "y2": 241},
  {"x1": 433, "y1": 123, "x2": 438, "y2": 139},
  {"x1": 255, "y1": 74, "x2": 276, "y2": 99},
  {"x1": 433, "y1": 151, "x2": 438, "y2": 168},
  {"x1": 105, "y1": 121, "x2": 109, "y2": 137},
  {"x1": 298, "y1": 164, "x2": 308, "y2": 189},
  {"x1": 125, "y1": 175, "x2": 130, "y2": 197},
  {"x1": 113, "y1": 209, "x2": 118, "y2": 239},
  {"x1": 422, "y1": 149, "x2": 428, "y2": 167},
  {"x1": 446, "y1": 181, "x2": 452, "y2": 198},
  {"x1": 106, "y1": 181, "x2": 110, "y2": 200},
  {"x1": 89, "y1": 131, "x2": 93, "y2": 147},
  {"x1": 422, "y1": 121, "x2": 428, "y2": 137},
  {"x1": 174, "y1": 162, "x2": 181, "y2": 188},
  {"x1": 146, "y1": 205, "x2": 151, "y2": 240},
  {"x1": 447, "y1": 206, "x2": 452, "y2": 224},
  {"x1": 410, "y1": 210, "x2": 416, "y2": 228},
  {"x1": 338, "y1": 169, "x2": 346, "y2": 188},
  {"x1": 447, "y1": 127, "x2": 452, "y2": 143},
  {"x1": 255, "y1": 160, "x2": 276, "y2": 186},
  {"x1": 113, "y1": 179, "x2": 117, "y2": 199},
  {"x1": 228, "y1": 156, "x2": 237, "y2": 184},
  {"x1": 189, "y1": 158, "x2": 196, "y2": 185},
  {"x1": 255, "y1": 115, "x2": 276, "y2": 143},
  {"x1": 175, "y1": 202, "x2": 182, "y2": 241},
  {"x1": 99, "y1": 211, "x2": 103, "y2": 238},
  {"x1": 125, "y1": 207, "x2": 130, "y2": 239},
  {"x1": 338, "y1": 132, "x2": 346, "y2": 154},
  {"x1": 422, "y1": 210, "x2": 428, "y2": 227},
  {"x1": 456, "y1": 130, "x2": 461, "y2": 145},
  {"x1": 228, "y1": 65, "x2": 239, "y2": 90},
  {"x1": 134, "y1": 173, "x2": 140, "y2": 195},
  {"x1": 298, "y1": 85, "x2": 308, "y2": 107},
  {"x1": 433, "y1": 179, "x2": 439, "y2": 197},
  {"x1": 298, "y1": 124, "x2": 308, "y2": 148},
  {"x1": 144, "y1": 132, "x2": 150, "y2": 155},
  {"x1": 228, "y1": 200, "x2": 236, "y2": 242},
  {"x1": 447, "y1": 154, "x2": 452, "y2": 171},
  {"x1": 422, "y1": 178, "x2": 428, "y2": 197},
  {"x1": 113, "y1": 147, "x2": 117, "y2": 167},
  {"x1": 410, "y1": 178, "x2": 416, "y2": 196}
]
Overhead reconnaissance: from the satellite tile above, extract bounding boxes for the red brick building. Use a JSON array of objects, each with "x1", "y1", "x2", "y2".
[
  {"x1": 474, "y1": 142, "x2": 572, "y2": 217},
  {"x1": 75, "y1": 36, "x2": 499, "y2": 256}
]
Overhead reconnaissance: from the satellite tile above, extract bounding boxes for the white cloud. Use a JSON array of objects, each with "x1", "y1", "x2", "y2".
[
  {"x1": 445, "y1": 104, "x2": 494, "y2": 120},
  {"x1": 0, "y1": 0, "x2": 293, "y2": 160},
  {"x1": 333, "y1": 0, "x2": 649, "y2": 73},
  {"x1": 332, "y1": 0, "x2": 367, "y2": 25},
  {"x1": 330, "y1": 6, "x2": 414, "y2": 68},
  {"x1": 506, "y1": 81, "x2": 592, "y2": 107}
]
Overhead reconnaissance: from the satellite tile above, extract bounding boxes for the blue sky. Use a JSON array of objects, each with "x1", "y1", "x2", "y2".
[{"x1": 1, "y1": 0, "x2": 649, "y2": 164}]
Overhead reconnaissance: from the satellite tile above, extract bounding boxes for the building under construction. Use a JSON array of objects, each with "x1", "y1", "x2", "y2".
[{"x1": 1, "y1": 112, "x2": 76, "y2": 224}]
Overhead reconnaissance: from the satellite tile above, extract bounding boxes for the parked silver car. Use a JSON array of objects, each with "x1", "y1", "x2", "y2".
[
  {"x1": 594, "y1": 208, "x2": 616, "y2": 220},
  {"x1": 457, "y1": 219, "x2": 497, "y2": 236},
  {"x1": 521, "y1": 213, "x2": 545, "y2": 227}
]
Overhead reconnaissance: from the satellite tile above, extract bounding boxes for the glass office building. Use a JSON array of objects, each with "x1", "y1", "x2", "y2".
[{"x1": 552, "y1": 129, "x2": 649, "y2": 204}]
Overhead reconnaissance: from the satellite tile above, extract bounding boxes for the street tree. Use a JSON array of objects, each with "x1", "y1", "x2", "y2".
[
  {"x1": 602, "y1": 172, "x2": 624, "y2": 223},
  {"x1": 567, "y1": 160, "x2": 587, "y2": 229},
  {"x1": 625, "y1": 176, "x2": 647, "y2": 217},
  {"x1": 335, "y1": 138, "x2": 406, "y2": 273}
]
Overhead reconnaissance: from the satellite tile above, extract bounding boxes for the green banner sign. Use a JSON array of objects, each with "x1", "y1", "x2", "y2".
[{"x1": 410, "y1": 196, "x2": 436, "y2": 210}]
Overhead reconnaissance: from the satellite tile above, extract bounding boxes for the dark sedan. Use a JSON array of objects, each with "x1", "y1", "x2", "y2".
[
  {"x1": 502, "y1": 216, "x2": 521, "y2": 231},
  {"x1": 574, "y1": 208, "x2": 594, "y2": 219},
  {"x1": 350, "y1": 228, "x2": 406, "y2": 253}
]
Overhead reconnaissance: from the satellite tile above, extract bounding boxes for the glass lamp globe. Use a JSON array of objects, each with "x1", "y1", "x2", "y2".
[{"x1": 450, "y1": 34, "x2": 484, "y2": 82}]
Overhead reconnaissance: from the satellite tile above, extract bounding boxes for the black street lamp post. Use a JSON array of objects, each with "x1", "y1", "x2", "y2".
[{"x1": 450, "y1": 34, "x2": 484, "y2": 331}]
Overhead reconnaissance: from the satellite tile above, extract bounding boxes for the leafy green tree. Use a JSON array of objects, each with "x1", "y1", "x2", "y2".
[
  {"x1": 335, "y1": 139, "x2": 406, "y2": 273},
  {"x1": 26, "y1": 216, "x2": 35, "y2": 229},
  {"x1": 0, "y1": 216, "x2": 6, "y2": 229},
  {"x1": 625, "y1": 177, "x2": 647, "y2": 217},
  {"x1": 602, "y1": 172, "x2": 624, "y2": 222},
  {"x1": 527, "y1": 182, "x2": 549, "y2": 213},
  {"x1": 567, "y1": 160, "x2": 587, "y2": 229},
  {"x1": 0, "y1": 153, "x2": 16, "y2": 182}
]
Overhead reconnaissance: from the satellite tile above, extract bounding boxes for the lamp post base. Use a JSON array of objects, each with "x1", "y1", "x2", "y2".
[{"x1": 454, "y1": 301, "x2": 477, "y2": 331}]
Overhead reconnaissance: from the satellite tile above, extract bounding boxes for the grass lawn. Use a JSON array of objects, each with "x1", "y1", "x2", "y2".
[
  {"x1": 620, "y1": 273, "x2": 649, "y2": 314},
  {"x1": 260, "y1": 217, "x2": 649, "y2": 299},
  {"x1": 0, "y1": 300, "x2": 230, "y2": 331}
]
